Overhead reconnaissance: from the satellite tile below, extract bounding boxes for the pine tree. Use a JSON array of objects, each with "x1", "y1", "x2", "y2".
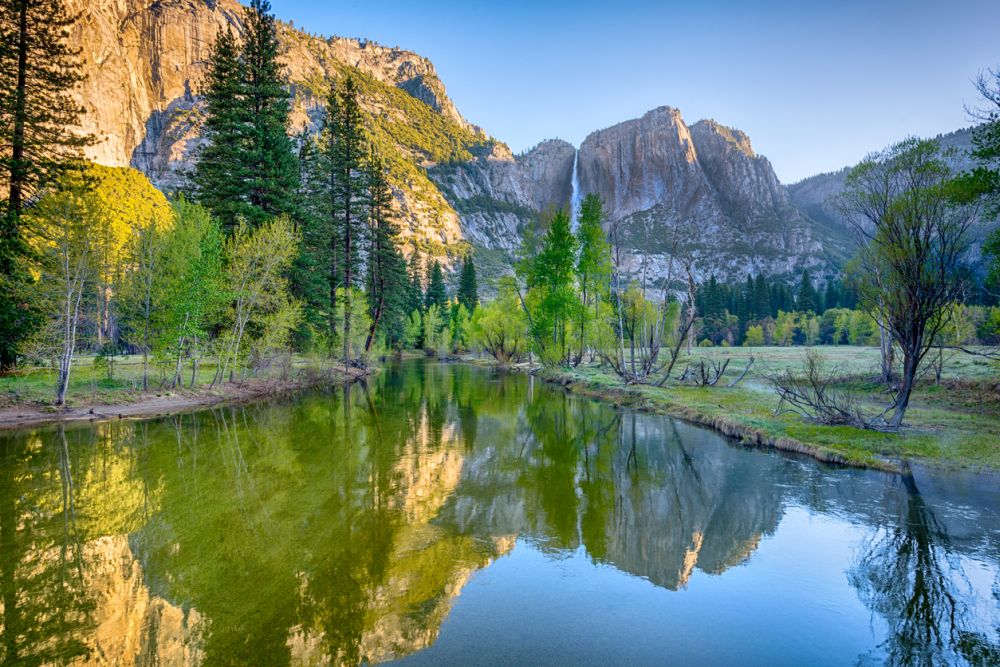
[
  {"x1": 293, "y1": 132, "x2": 333, "y2": 337},
  {"x1": 325, "y1": 74, "x2": 368, "y2": 360},
  {"x1": 457, "y1": 254, "x2": 479, "y2": 313},
  {"x1": 191, "y1": 27, "x2": 249, "y2": 230},
  {"x1": 424, "y1": 260, "x2": 447, "y2": 311},
  {"x1": 824, "y1": 281, "x2": 840, "y2": 311},
  {"x1": 363, "y1": 149, "x2": 406, "y2": 352},
  {"x1": 753, "y1": 274, "x2": 771, "y2": 320},
  {"x1": 0, "y1": 0, "x2": 91, "y2": 369},
  {"x1": 574, "y1": 194, "x2": 611, "y2": 362},
  {"x1": 191, "y1": 0, "x2": 296, "y2": 231},
  {"x1": 796, "y1": 269, "x2": 818, "y2": 313},
  {"x1": 241, "y1": 0, "x2": 297, "y2": 225},
  {"x1": 528, "y1": 209, "x2": 578, "y2": 361},
  {"x1": 406, "y1": 251, "x2": 424, "y2": 315}
]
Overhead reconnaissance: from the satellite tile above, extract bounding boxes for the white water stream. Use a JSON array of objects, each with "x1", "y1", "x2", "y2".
[{"x1": 570, "y1": 148, "x2": 581, "y2": 231}]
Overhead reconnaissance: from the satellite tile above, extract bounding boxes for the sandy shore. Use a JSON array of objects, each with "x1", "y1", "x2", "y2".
[{"x1": 0, "y1": 367, "x2": 371, "y2": 432}]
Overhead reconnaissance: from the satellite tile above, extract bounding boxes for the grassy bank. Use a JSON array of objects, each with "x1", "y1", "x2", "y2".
[
  {"x1": 0, "y1": 354, "x2": 371, "y2": 429},
  {"x1": 522, "y1": 346, "x2": 1000, "y2": 472}
]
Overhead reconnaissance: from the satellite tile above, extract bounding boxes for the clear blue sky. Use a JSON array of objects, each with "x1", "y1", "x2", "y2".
[{"x1": 276, "y1": 0, "x2": 999, "y2": 183}]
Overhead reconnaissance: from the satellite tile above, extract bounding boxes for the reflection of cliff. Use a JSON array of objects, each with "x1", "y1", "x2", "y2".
[
  {"x1": 2, "y1": 362, "x2": 998, "y2": 666},
  {"x1": 437, "y1": 395, "x2": 783, "y2": 590},
  {"x1": 599, "y1": 418, "x2": 783, "y2": 590},
  {"x1": 74, "y1": 535, "x2": 204, "y2": 666}
]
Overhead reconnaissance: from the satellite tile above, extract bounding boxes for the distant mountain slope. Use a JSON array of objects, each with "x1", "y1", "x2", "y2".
[{"x1": 788, "y1": 126, "x2": 980, "y2": 235}]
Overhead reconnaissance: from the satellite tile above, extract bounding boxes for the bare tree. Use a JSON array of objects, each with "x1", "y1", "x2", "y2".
[
  {"x1": 838, "y1": 139, "x2": 977, "y2": 429},
  {"x1": 766, "y1": 349, "x2": 891, "y2": 430},
  {"x1": 604, "y1": 221, "x2": 698, "y2": 384}
]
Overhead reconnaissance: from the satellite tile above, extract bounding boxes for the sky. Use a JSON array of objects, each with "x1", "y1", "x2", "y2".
[{"x1": 275, "y1": 0, "x2": 1000, "y2": 183}]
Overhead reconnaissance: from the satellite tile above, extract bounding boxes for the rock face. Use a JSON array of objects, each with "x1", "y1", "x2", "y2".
[
  {"x1": 428, "y1": 139, "x2": 576, "y2": 251},
  {"x1": 576, "y1": 107, "x2": 850, "y2": 283},
  {"x1": 66, "y1": 0, "x2": 480, "y2": 260}
]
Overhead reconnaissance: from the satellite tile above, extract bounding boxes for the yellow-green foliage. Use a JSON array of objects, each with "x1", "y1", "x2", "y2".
[{"x1": 77, "y1": 164, "x2": 172, "y2": 282}]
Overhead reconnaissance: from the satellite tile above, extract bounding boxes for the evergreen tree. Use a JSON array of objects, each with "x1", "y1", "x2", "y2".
[
  {"x1": 241, "y1": 0, "x2": 297, "y2": 224},
  {"x1": 457, "y1": 254, "x2": 479, "y2": 313},
  {"x1": 293, "y1": 131, "x2": 333, "y2": 338},
  {"x1": 0, "y1": 0, "x2": 91, "y2": 369},
  {"x1": 574, "y1": 194, "x2": 611, "y2": 362},
  {"x1": 753, "y1": 274, "x2": 772, "y2": 320},
  {"x1": 527, "y1": 209, "x2": 578, "y2": 362},
  {"x1": 425, "y1": 260, "x2": 447, "y2": 311},
  {"x1": 823, "y1": 280, "x2": 839, "y2": 312},
  {"x1": 192, "y1": 1, "x2": 296, "y2": 231},
  {"x1": 191, "y1": 28, "x2": 249, "y2": 230},
  {"x1": 363, "y1": 149, "x2": 406, "y2": 352},
  {"x1": 406, "y1": 251, "x2": 424, "y2": 315},
  {"x1": 796, "y1": 269, "x2": 819, "y2": 313},
  {"x1": 325, "y1": 74, "x2": 368, "y2": 359}
]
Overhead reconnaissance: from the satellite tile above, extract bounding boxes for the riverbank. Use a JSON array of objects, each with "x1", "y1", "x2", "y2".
[
  {"x1": 466, "y1": 349, "x2": 1000, "y2": 473},
  {"x1": 0, "y1": 363, "x2": 371, "y2": 431}
]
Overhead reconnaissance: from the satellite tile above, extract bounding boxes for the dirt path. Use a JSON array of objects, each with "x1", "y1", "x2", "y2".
[{"x1": 0, "y1": 368, "x2": 371, "y2": 432}]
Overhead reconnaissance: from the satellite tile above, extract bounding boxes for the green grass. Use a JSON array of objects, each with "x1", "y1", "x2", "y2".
[
  {"x1": 538, "y1": 346, "x2": 1000, "y2": 472},
  {"x1": 0, "y1": 354, "x2": 336, "y2": 409}
]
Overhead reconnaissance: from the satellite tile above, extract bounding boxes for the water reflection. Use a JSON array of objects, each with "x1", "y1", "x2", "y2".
[{"x1": 0, "y1": 360, "x2": 995, "y2": 665}]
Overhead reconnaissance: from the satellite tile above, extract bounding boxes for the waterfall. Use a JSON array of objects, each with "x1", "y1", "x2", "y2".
[{"x1": 570, "y1": 148, "x2": 581, "y2": 231}]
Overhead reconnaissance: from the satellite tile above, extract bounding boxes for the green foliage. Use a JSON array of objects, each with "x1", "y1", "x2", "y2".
[
  {"x1": 0, "y1": 0, "x2": 92, "y2": 370},
  {"x1": 470, "y1": 276, "x2": 529, "y2": 365},
  {"x1": 422, "y1": 303, "x2": 450, "y2": 356},
  {"x1": 449, "y1": 303, "x2": 472, "y2": 352},
  {"x1": 521, "y1": 209, "x2": 580, "y2": 365},
  {"x1": 743, "y1": 325, "x2": 765, "y2": 347},
  {"x1": 457, "y1": 254, "x2": 479, "y2": 313},
  {"x1": 192, "y1": 0, "x2": 297, "y2": 230},
  {"x1": 364, "y1": 150, "x2": 408, "y2": 352},
  {"x1": 218, "y1": 216, "x2": 302, "y2": 380},
  {"x1": 151, "y1": 199, "x2": 227, "y2": 383},
  {"x1": 424, "y1": 260, "x2": 447, "y2": 310}
]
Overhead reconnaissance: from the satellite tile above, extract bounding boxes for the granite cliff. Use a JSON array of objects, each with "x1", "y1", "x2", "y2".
[{"x1": 67, "y1": 0, "x2": 853, "y2": 281}]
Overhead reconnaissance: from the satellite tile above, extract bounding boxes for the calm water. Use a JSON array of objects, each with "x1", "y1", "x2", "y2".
[{"x1": 0, "y1": 361, "x2": 998, "y2": 666}]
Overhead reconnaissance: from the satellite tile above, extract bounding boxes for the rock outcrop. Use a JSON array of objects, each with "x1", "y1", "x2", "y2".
[
  {"x1": 66, "y1": 0, "x2": 481, "y2": 260},
  {"x1": 576, "y1": 107, "x2": 851, "y2": 283},
  {"x1": 428, "y1": 139, "x2": 576, "y2": 251}
]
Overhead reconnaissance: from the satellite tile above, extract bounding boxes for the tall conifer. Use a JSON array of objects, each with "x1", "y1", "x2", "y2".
[
  {"x1": 0, "y1": 0, "x2": 90, "y2": 369},
  {"x1": 457, "y1": 255, "x2": 479, "y2": 313}
]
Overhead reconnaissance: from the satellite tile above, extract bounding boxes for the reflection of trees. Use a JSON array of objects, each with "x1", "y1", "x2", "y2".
[
  {"x1": 849, "y1": 470, "x2": 1000, "y2": 666},
  {"x1": 438, "y1": 380, "x2": 785, "y2": 590},
  {"x1": 0, "y1": 426, "x2": 96, "y2": 665}
]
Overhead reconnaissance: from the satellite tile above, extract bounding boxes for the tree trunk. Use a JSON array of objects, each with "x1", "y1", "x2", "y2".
[
  {"x1": 891, "y1": 349, "x2": 919, "y2": 429},
  {"x1": 9, "y1": 0, "x2": 28, "y2": 217},
  {"x1": 878, "y1": 314, "x2": 895, "y2": 385}
]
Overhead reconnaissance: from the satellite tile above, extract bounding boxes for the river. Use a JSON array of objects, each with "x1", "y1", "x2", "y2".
[{"x1": 0, "y1": 360, "x2": 997, "y2": 666}]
